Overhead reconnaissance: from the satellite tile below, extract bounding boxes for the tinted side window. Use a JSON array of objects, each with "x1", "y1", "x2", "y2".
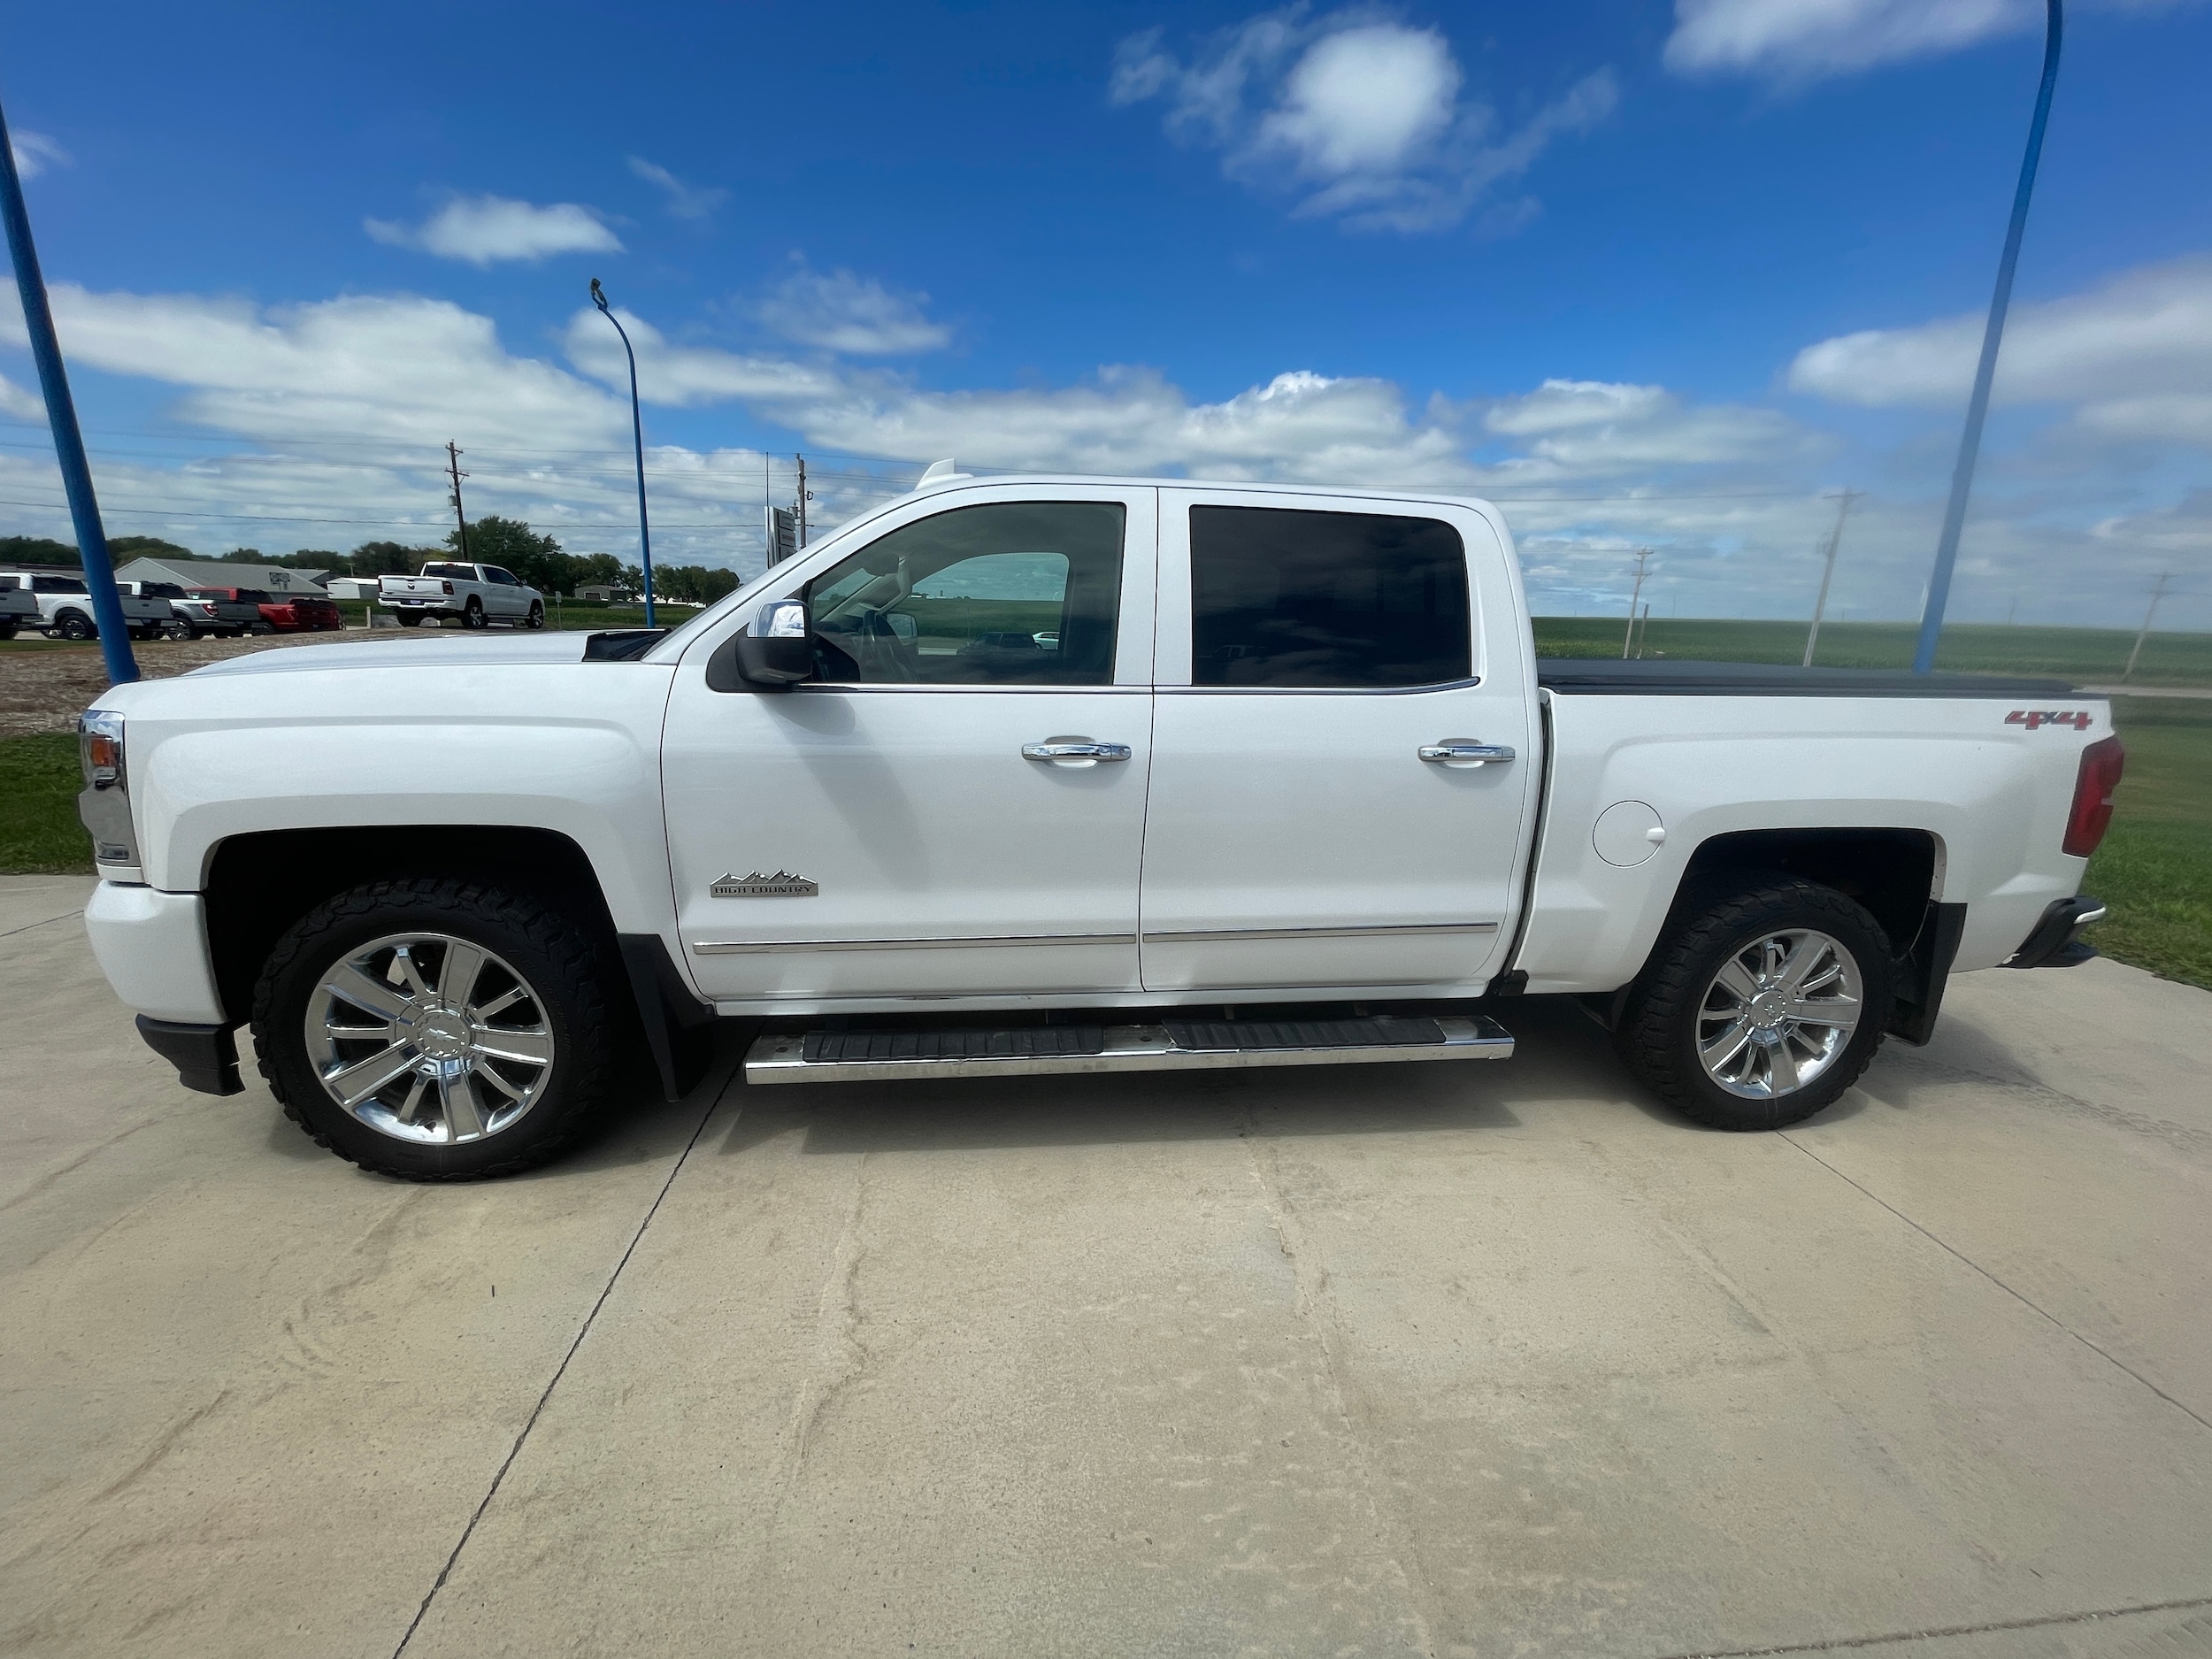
[
  {"x1": 1189, "y1": 506, "x2": 1470, "y2": 688},
  {"x1": 35, "y1": 575, "x2": 88, "y2": 595},
  {"x1": 803, "y1": 502, "x2": 1125, "y2": 686}
]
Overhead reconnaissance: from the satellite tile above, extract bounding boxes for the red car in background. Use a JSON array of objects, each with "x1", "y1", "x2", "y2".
[{"x1": 189, "y1": 586, "x2": 343, "y2": 633}]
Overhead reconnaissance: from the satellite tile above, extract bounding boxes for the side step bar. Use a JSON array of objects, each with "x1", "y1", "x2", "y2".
[{"x1": 744, "y1": 1013, "x2": 1514, "y2": 1087}]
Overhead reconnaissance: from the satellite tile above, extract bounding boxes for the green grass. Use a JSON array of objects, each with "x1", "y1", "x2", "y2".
[
  {"x1": 0, "y1": 734, "x2": 92, "y2": 874},
  {"x1": 1532, "y1": 616, "x2": 2212, "y2": 687}
]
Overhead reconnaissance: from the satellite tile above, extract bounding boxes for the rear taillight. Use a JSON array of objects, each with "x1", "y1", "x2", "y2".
[
  {"x1": 442, "y1": 580, "x2": 454, "y2": 595},
  {"x1": 2062, "y1": 735, "x2": 2125, "y2": 857}
]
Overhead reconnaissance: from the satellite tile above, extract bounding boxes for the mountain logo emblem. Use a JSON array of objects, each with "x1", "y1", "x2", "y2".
[{"x1": 711, "y1": 870, "x2": 819, "y2": 899}]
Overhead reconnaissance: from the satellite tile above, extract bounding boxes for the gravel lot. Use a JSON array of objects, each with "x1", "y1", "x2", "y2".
[
  {"x1": 4, "y1": 872, "x2": 2209, "y2": 1658},
  {"x1": 0, "y1": 626, "x2": 496, "y2": 736}
]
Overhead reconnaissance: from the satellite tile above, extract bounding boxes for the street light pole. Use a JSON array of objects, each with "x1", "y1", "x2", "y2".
[
  {"x1": 1912, "y1": 0, "x2": 2062, "y2": 674},
  {"x1": 0, "y1": 88, "x2": 137, "y2": 684},
  {"x1": 589, "y1": 278, "x2": 657, "y2": 629}
]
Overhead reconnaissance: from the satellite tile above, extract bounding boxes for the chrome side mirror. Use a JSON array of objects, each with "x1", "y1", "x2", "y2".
[{"x1": 733, "y1": 598, "x2": 813, "y2": 688}]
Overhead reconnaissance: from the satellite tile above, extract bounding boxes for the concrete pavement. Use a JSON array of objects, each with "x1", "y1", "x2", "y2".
[{"x1": 4, "y1": 872, "x2": 2208, "y2": 1658}]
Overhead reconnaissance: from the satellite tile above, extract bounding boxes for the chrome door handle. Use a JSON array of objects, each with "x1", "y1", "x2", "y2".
[
  {"x1": 1023, "y1": 741, "x2": 1132, "y2": 762},
  {"x1": 1419, "y1": 742, "x2": 1516, "y2": 764}
]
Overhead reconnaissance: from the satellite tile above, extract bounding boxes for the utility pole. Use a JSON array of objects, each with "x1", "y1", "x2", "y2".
[
  {"x1": 795, "y1": 453, "x2": 810, "y2": 549},
  {"x1": 0, "y1": 88, "x2": 136, "y2": 683},
  {"x1": 446, "y1": 442, "x2": 470, "y2": 559},
  {"x1": 2123, "y1": 573, "x2": 2174, "y2": 683},
  {"x1": 1802, "y1": 488, "x2": 1863, "y2": 667},
  {"x1": 1914, "y1": 0, "x2": 2063, "y2": 673},
  {"x1": 1622, "y1": 548, "x2": 1652, "y2": 659}
]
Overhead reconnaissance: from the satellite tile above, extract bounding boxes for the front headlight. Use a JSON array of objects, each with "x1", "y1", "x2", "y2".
[
  {"x1": 77, "y1": 710, "x2": 141, "y2": 871},
  {"x1": 81, "y1": 709, "x2": 126, "y2": 789}
]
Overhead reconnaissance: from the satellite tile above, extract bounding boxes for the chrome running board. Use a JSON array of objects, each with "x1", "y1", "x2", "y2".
[{"x1": 743, "y1": 1013, "x2": 1514, "y2": 1086}]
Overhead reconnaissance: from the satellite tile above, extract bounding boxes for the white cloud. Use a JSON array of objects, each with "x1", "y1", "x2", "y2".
[
  {"x1": 7, "y1": 273, "x2": 2204, "y2": 628},
  {"x1": 1479, "y1": 378, "x2": 1824, "y2": 477},
  {"x1": 754, "y1": 265, "x2": 951, "y2": 356},
  {"x1": 563, "y1": 305, "x2": 845, "y2": 406},
  {"x1": 9, "y1": 132, "x2": 69, "y2": 180},
  {"x1": 1665, "y1": 0, "x2": 2193, "y2": 82},
  {"x1": 1788, "y1": 255, "x2": 2212, "y2": 446},
  {"x1": 1111, "y1": 10, "x2": 1617, "y2": 233},
  {"x1": 627, "y1": 157, "x2": 728, "y2": 220},
  {"x1": 0, "y1": 372, "x2": 43, "y2": 419},
  {"x1": 5, "y1": 285, "x2": 627, "y2": 449},
  {"x1": 365, "y1": 195, "x2": 621, "y2": 266}
]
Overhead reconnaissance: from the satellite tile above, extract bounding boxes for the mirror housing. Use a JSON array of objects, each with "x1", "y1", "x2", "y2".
[{"x1": 732, "y1": 599, "x2": 813, "y2": 688}]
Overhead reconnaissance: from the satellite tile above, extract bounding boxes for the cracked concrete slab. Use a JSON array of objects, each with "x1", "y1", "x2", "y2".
[{"x1": 3, "y1": 876, "x2": 2208, "y2": 1658}]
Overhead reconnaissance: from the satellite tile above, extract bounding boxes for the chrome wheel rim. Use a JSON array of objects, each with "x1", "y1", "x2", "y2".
[
  {"x1": 1696, "y1": 927, "x2": 1863, "y2": 1100},
  {"x1": 304, "y1": 933, "x2": 555, "y2": 1144}
]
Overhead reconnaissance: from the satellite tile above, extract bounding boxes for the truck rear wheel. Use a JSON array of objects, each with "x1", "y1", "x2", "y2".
[
  {"x1": 251, "y1": 877, "x2": 623, "y2": 1179},
  {"x1": 1615, "y1": 879, "x2": 1893, "y2": 1131},
  {"x1": 56, "y1": 610, "x2": 94, "y2": 641},
  {"x1": 462, "y1": 596, "x2": 487, "y2": 629}
]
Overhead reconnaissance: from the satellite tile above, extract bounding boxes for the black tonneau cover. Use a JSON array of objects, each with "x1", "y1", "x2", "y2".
[{"x1": 1536, "y1": 658, "x2": 2079, "y2": 698}]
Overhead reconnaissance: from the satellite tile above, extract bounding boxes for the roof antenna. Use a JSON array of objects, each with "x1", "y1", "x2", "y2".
[{"x1": 915, "y1": 458, "x2": 967, "y2": 488}]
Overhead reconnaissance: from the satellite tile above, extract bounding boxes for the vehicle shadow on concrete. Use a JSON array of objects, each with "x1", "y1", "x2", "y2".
[{"x1": 709, "y1": 996, "x2": 1671, "y2": 1156}]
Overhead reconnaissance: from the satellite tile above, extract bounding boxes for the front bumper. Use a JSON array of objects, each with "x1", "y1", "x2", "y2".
[
  {"x1": 2006, "y1": 895, "x2": 2108, "y2": 970},
  {"x1": 84, "y1": 882, "x2": 227, "y2": 1023}
]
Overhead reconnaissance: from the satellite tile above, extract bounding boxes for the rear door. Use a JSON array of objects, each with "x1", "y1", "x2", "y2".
[
  {"x1": 664, "y1": 486, "x2": 1158, "y2": 1003},
  {"x1": 1139, "y1": 491, "x2": 1538, "y2": 995}
]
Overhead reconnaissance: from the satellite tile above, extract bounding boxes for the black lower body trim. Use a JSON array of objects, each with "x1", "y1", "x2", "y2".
[
  {"x1": 618, "y1": 934, "x2": 718, "y2": 1102},
  {"x1": 2008, "y1": 895, "x2": 2106, "y2": 971},
  {"x1": 136, "y1": 1017, "x2": 243, "y2": 1096},
  {"x1": 1887, "y1": 901, "x2": 1968, "y2": 1047}
]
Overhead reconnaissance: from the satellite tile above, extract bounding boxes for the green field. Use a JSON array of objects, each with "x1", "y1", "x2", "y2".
[
  {"x1": 5, "y1": 622, "x2": 2208, "y2": 990},
  {"x1": 1532, "y1": 615, "x2": 2212, "y2": 687}
]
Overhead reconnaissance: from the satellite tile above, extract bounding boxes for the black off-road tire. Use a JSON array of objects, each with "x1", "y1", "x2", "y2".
[
  {"x1": 1614, "y1": 879, "x2": 1895, "y2": 1132},
  {"x1": 251, "y1": 877, "x2": 624, "y2": 1180}
]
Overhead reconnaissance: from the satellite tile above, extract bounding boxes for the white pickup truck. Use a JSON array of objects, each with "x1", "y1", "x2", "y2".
[
  {"x1": 2, "y1": 569, "x2": 176, "y2": 641},
  {"x1": 75, "y1": 473, "x2": 2119, "y2": 1180},
  {"x1": 378, "y1": 560, "x2": 544, "y2": 629}
]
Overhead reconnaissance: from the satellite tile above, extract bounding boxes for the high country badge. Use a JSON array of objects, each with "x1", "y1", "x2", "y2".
[{"x1": 710, "y1": 870, "x2": 820, "y2": 898}]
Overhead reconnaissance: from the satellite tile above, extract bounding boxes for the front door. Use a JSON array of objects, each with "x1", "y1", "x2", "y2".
[
  {"x1": 664, "y1": 487, "x2": 1157, "y2": 1004},
  {"x1": 1139, "y1": 490, "x2": 1537, "y2": 995}
]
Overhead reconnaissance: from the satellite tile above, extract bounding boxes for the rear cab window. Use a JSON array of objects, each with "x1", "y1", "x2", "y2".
[{"x1": 1186, "y1": 504, "x2": 1471, "y2": 688}]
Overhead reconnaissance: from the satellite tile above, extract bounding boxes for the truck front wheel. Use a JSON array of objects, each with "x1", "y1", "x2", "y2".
[
  {"x1": 251, "y1": 878, "x2": 623, "y2": 1179},
  {"x1": 1615, "y1": 879, "x2": 1894, "y2": 1131}
]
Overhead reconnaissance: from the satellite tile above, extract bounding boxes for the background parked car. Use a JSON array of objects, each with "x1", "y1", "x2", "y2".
[
  {"x1": 119, "y1": 580, "x2": 220, "y2": 640},
  {"x1": 0, "y1": 573, "x2": 42, "y2": 640},
  {"x1": 1, "y1": 570, "x2": 175, "y2": 640},
  {"x1": 379, "y1": 561, "x2": 544, "y2": 628},
  {"x1": 188, "y1": 586, "x2": 342, "y2": 633},
  {"x1": 146, "y1": 584, "x2": 261, "y2": 638}
]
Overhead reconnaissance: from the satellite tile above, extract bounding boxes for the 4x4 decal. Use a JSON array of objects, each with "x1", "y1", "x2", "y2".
[{"x1": 2007, "y1": 710, "x2": 2093, "y2": 731}]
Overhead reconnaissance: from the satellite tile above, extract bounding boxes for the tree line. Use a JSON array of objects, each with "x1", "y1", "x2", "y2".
[{"x1": 0, "y1": 519, "x2": 742, "y2": 605}]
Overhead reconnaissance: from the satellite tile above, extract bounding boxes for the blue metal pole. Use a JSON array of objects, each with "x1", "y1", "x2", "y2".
[
  {"x1": 590, "y1": 279, "x2": 656, "y2": 629},
  {"x1": 0, "y1": 92, "x2": 137, "y2": 682},
  {"x1": 1913, "y1": 0, "x2": 2062, "y2": 674}
]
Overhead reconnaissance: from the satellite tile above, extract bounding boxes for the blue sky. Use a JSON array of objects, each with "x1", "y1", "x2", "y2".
[{"x1": 4, "y1": 0, "x2": 2208, "y2": 628}]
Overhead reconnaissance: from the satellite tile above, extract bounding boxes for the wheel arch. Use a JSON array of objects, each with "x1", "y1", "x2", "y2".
[
  {"x1": 1644, "y1": 826, "x2": 1960, "y2": 1045},
  {"x1": 202, "y1": 825, "x2": 712, "y2": 1096}
]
